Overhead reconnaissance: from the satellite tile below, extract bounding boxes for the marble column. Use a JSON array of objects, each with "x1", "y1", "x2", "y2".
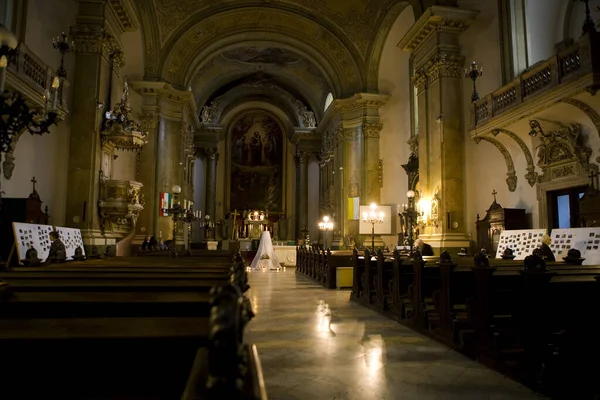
[
  {"x1": 155, "y1": 116, "x2": 181, "y2": 242},
  {"x1": 295, "y1": 148, "x2": 310, "y2": 240},
  {"x1": 363, "y1": 121, "x2": 383, "y2": 204},
  {"x1": 399, "y1": 7, "x2": 478, "y2": 251},
  {"x1": 136, "y1": 112, "x2": 159, "y2": 240},
  {"x1": 343, "y1": 123, "x2": 363, "y2": 238},
  {"x1": 203, "y1": 148, "x2": 218, "y2": 224},
  {"x1": 66, "y1": 9, "x2": 122, "y2": 253}
]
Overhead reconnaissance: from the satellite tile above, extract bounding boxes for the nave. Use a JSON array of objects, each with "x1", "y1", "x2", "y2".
[{"x1": 245, "y1": 271, "x2": 540, "y2": 400}]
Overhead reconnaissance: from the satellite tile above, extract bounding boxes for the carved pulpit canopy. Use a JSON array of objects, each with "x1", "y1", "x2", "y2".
[
  {"x1": 536, "y1": 123, "x2": 595, "y2": 183},
  {"x1": 101, "y1": 82, "x2": 147, "y2": 150}
]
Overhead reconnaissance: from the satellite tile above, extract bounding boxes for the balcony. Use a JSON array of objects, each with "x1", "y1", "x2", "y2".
[
  {"x1": 6, "y1": 42, "x2": 69, "y2": 114},
  {"x1": 470, "y1": 32, "x2": 600, "y2": 136}
]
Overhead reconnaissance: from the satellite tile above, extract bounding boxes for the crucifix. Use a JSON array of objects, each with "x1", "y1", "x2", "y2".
[
  {"x1": 492, "y1": 189, "x2": 498, "y2": 203},
  {"x1": 31, "y1": 176, "x2": 37, "y2": 193},
  {"x1": 231, "y1": 209, "x2": 239, "y2": 240}
]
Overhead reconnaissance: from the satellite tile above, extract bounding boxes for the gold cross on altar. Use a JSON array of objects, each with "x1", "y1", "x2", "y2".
[
  {"x1": 31, "y1": 176, "x2": 37, "y2": 193},
  {"x1": 492, "y1": 189, "x2": 498, "y2": 203},
  {"x1": 230, "y1": 209, "x2": 239, "y2": 240}
]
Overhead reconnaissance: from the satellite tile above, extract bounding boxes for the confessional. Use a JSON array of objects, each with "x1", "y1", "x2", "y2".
[{"x1": 476, "y1": 194, "x2": 528, "y2": 255}]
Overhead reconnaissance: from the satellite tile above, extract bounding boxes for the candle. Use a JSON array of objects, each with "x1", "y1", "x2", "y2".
[{"x1": 51, "y1": 76, "x2": 60, "y2": 111}]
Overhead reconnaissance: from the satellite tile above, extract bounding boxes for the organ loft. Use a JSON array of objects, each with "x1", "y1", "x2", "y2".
[{"x1": 0, "y1": 0, "x2": 599, "y2": 399}]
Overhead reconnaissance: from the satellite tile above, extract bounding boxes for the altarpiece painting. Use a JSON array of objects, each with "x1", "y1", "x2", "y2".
[{"x1": 229, "y1": 112, "x2": 284, "y2": 212}]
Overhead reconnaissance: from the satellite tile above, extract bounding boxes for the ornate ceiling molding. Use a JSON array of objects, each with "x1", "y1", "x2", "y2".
[
  {"x1": 190, "y1": 53, "x2": 325, "y2": 116},
  {"x1": 107, "y1": 0, "x2": 139, "y2": 32},
  {"x1": 561, "y1": 98, "x2": 600, "y2": 138},
  {"x1": 491, "y1": 128, "x2": 538, "y2": 187},
  {"x1": 159, "y1": 8, "x2": 364, "y2": 94},
  {"x1": 397, "y1": 6, "x2": 479, "y2": 53},
  {"x1": 473, "y1": 136, "x2": 518, "y2": 192}
]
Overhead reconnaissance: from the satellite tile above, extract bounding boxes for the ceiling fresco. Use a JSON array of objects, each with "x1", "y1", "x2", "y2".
[{"x1": 136, "y1": 0, "x2": 418, "y2": 119}]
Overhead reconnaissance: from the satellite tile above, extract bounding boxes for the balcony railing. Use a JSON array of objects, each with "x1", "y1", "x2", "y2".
[
  {"x1": 470, "y1": 32, "x2": 599, "y2": 134},
  {"x1": 6, "y1": 43, "x2": 69, "y2": 112}
]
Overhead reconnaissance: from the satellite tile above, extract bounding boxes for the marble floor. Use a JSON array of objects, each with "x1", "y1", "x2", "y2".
[{"x1": 245, "y1": 269, "x2": 543, "y2": 400}]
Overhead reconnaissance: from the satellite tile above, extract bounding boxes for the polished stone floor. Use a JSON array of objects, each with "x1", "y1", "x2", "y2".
[{"x1": 245, "y1": 269, "x2": 542, "y2": 400}]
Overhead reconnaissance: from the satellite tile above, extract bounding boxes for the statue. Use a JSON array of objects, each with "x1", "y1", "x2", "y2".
[
  {"x1": 221, "y1": 214, "x2": 233, "y2": 241},
  {"x1": 278, "y1": 215, "x2": 288, "y2": 241}
]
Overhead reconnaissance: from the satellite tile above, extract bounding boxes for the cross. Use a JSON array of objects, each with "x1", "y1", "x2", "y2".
[
  {"x1": 230, "y1": 209, "x2": 239, "y2": 240},
  {"x1": 31, "y1": 176, "x2": 37, "y2": 193},
  {"x1": 589, "y1": 170, "x2": 598, "y2": 190},
  {"x1": 492, "y1": 189, "x2": 497, "y2": 203}
]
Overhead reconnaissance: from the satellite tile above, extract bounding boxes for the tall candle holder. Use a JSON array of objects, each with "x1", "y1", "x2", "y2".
[
  {"x1": 318, "y1": 216, "x2": 334, "y2": 249},
  {"x1": 465, "y1": 61, "x2": 483, "y2": 102},
  {"x1": 362, "y1": 203, "x2": 384, "y2": 251},
  {"x1": 399, "y1": 190, "x2": 422, "y2": 255}
]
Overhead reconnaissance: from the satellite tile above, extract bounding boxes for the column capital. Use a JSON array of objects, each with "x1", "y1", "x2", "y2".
[
  {"x1": 295, "y1": 148, "x2": 312, "y2": 164},
  {"x1": 202, "y1": 147, "x2": 219, "y2": 161},
  {"x1": 363, "y1": 121, "x2": 383, "y2": 139}
]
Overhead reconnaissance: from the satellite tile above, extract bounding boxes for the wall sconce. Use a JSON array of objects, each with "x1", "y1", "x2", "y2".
[{"x1": 528, "y1": 119, "x2": 544, "y2": 137}]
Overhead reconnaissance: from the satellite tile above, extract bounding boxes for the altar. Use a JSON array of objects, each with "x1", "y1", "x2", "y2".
[{"x1": 273, "y1": 245, "x2": 296, "y2": 267}]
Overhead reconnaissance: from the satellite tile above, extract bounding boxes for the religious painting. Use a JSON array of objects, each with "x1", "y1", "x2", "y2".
[{"x1": 229, "y1": 112, "x2": 284, "y2": 212}]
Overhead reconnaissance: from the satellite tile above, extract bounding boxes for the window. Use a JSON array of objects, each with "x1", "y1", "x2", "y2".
[
  {"x1": 548, "y1": 186, "x2": 587, "y2": 229},
  {"x1": 324, "y1": 92, "x2": 333, "y2": 112}
]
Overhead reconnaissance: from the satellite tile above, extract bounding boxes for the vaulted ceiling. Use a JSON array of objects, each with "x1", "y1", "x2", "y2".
[{"x1": 135, "y1": 0, "x2": 450, "y2": 122}]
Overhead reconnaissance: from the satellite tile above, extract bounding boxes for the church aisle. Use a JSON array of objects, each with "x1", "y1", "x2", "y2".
[{"x1": 245, "y1": 269, "x2": 542, "y2": 400}]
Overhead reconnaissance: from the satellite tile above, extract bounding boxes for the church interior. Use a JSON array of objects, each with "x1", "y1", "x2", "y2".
[{"x1": 0, "y1": 0, "x2": 600, "y2": 398}]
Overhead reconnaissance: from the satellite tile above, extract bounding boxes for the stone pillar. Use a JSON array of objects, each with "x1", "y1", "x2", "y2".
[
  {"x1": 203, "y1": 147, "x2": 218, "y2": 223},
  {"x1": 398, "y1": 7, "x2": 479, "y2": 252},
  {"x1": 136, "y1": 112, "x2": 159, "y2": 239},
  {"x1": 363, "y1": 121, "x2": 382, "y2": 204},
  {"x1": 295, "y1": 148, "x2": 310, "y2": 240},
  {"x1": 155, "y1": 116, "x2": 181, "y2": 242},
  {"x1": 342, "y1": 123, "x2": 363, "y2": 238},
  {"x1": 66, "y1": 6, "x2": 125, "y2": 254}
]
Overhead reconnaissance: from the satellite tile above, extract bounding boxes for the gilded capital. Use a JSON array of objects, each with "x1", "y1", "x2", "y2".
[
  {"x1": 203, "y1": 147, "x2": 219, "y2": 161},
  {"x1": 295, "y1": 149, "x2": 311, "y2": 164},
  {"x1": 363, "y1": 121, "x2": 383, "y2": 139}
]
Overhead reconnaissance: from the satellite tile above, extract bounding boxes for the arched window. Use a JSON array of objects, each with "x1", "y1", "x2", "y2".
[{"x1": 324, "y1": 92, "x2": 334, "y2": 112}]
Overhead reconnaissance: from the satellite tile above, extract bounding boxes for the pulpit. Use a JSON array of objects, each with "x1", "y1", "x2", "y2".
[{"x1": 476, "y1": 191, "x2": 528, "y2": 254}]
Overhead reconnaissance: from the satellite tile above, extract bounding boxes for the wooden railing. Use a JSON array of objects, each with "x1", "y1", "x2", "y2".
[
  {"x1": 471, "y1": 32, "x2": 599, "y2": 131},
  {"x1": 7, "y1": 43, "x2": 69, "y2": 112}
]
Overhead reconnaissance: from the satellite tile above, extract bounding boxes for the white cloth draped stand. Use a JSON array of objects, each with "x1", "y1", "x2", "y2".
[{"x1": 250, "y1": 231, "x2": 281, "y2": 269}]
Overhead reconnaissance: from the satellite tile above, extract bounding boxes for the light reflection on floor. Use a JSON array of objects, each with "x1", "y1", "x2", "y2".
[{"x1": 245, "y1": 269, "x2": 542, "y2": 400}]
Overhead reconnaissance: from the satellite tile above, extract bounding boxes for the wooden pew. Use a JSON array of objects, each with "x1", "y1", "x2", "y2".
[{"x1": 0, "y1": 250, "x2": 263, "y2": 399}]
